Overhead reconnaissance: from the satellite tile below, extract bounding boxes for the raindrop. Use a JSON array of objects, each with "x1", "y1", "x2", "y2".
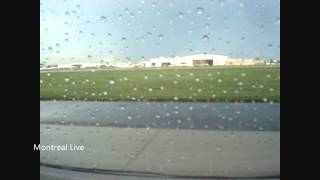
[
  {"x1": 219, "y1": 0, "x2": 225, "y2": 7},
  {"x1": 152, "y1": 2, "x2": 157, "y2": 8},
  {"x1": 216, "y1": 145, "x2": 222, "y2": 152},
  {"x1": 158, "y1": 34, "x2": 164, "y2": 40},
  {"x1": 202, "y1": 35, "x2": 209, "y2": 41},
  {"x1": 205, "y1": 23, "x2": 210, "y2": 29},
  {"x1": 196, "y1": 7, "x2": 204, "y2": 15},
  {"x1": 100, "y1": 16, "x2": 107, "y2": 22},
  {"x1": 125, "y1": 8, "x2": 130, "y2": 14},
  {"x1": 259, "y1": 25, "x2": 264, "y2": 32},
  {"x1": 276, "y1": 17, "x2": 280, "y2": 24},
  {"x1": 178, "y1": 12, "x2": 184, "y2": 18}
]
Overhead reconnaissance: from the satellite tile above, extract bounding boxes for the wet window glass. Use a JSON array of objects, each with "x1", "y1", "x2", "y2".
[{"x1": 40, "y1": 0, "x2": 280, "y2": 178}]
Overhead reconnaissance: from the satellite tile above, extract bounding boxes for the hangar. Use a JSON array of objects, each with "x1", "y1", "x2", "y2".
[{"x1": 140, "y1": 54, "x2": 229, "y2": 68}]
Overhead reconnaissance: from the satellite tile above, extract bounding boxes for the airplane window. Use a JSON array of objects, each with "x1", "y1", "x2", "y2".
[{"x1": 40, "y1": 0, "x2": 280, "y2": 178}]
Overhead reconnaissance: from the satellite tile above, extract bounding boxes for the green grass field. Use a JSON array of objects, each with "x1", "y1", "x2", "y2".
[{"x1": 40, "y1": 66, "x2": 280, "y2": 102}]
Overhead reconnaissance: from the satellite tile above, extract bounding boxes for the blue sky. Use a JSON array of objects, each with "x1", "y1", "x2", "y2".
[{"x1": 40, "y1": 0, "x2": 280, "y2": 64}]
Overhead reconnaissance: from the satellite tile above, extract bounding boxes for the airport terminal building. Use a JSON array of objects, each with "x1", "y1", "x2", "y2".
[{"x1": 139, "y1": 54, "x2": 229, "y2": 68}]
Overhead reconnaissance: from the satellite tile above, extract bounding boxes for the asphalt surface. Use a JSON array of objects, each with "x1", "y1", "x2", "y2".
[{"x1": 40, "y1": 101, "x2": 280, "y2": 131}]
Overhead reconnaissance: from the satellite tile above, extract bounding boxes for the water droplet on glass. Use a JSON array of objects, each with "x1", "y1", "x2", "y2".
[
  {"x1": 219, "y1": 0, "x2": 225, "y2": 7},
  {"x1": 202, "y1": 35, "x2": 209, "y2": 41},
  {"x1": 259, "y1": 25, "x2": 264, "y2": 32},
  {"x1": 216, "y1": 145, "x2": 222, "y2": 152},
  {"x1": 152, "y1": 2, "x2": 157, "y2": 8},
  {"x1": 276, "y1": 17, "x2": 280, "y2": 24},
  {"x1": 196, "y1": 7, "x2": 204, "y2": 15},
  {"x1": 178, "y1": 12, "x2": 184, "y2": 18},
  {"x1": 158, "y1": 34, "x2": 164, "y2": 40},
  {"x1": 100, "y1": 16, "x2": 107, "y2": 22}
]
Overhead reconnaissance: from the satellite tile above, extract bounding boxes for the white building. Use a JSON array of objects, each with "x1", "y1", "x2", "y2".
[
  {"x1": 180, "y1": 54, "x2": 229, "y2": 66},
  {"x1": 112, "y1": 62, "x2": 133, "y2": 68},
  {"x1": 140, "y1": 57, "x2": 172, "y2": 68},
  {"x1": 55, "y1": 62, "x2": 109, "y2": 69},
  {"x1": 139, "y1": 54, "x2": 229, "y2": 68}
]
